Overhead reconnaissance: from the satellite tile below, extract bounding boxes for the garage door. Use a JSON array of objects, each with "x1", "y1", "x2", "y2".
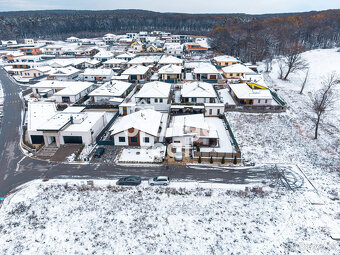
[
  {"x1": 63, "y1": 136, "x2": 83, "y2": 144},
  {"x1": 30, "y1": 135, "x2": 44, "y2": 144}
]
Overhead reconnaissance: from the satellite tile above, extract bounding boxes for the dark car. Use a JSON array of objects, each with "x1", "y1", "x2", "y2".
[
  {"x1": 117, "y1": 176, "x2": 142, "y2": 186},
  {"x1": 93, "y1": 147, "x2": 105, "y2": 158}
]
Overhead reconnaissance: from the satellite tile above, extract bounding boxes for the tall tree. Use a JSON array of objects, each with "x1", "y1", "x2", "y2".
[{"x1": 310, "y1": 72, "x2": 339, "y2": 139}]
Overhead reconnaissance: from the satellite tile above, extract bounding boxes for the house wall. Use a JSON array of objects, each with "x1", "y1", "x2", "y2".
[
  {"x1": 205, "y1": 105, "x2": 225, "y2": 116},
  {"x1": 223, "y1": 72, "x2": 244, "y2": 79},
  {"x1": 182, "y1": 97, "x2": 214, "y2": 103},
  {"x1": 113, "y1": 129, "x2": 156, "y2": 147},
  {"x1": 253, "y1": 98, "x2": 272, "y2": 105}
]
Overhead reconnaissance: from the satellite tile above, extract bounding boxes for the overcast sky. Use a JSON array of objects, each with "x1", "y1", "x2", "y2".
[{"x1": 0, "y1": 0, "x2": 339, "y2": 14}]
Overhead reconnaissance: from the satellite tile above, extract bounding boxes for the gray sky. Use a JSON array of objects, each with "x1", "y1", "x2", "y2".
[{"x1": 0, "y1": 0, "x2": 339, "y2": 14}]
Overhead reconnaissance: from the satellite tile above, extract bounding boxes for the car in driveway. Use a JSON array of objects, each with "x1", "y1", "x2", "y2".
[
  {"x1": 148, "y1": 176, "x2": 170, "y2": 186},
  {"x1": 243, "y1": 159, "x2": 255, "y2": 166},
  {"x1": 93, "y1": 147, "x2": 105, "y2": 158},
  {"x1": 117, "y1": 176, "x2": 142, "y2": 186}
]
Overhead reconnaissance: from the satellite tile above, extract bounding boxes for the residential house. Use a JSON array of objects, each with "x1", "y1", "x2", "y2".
[
  {"x1": 84, "y1": 47, "x2": 100, "y2": 56},
  {"x1": 43, "y1": 45, "x2": 64, "y2": 55},
  {"x1": 103, "y1": 33, "x2": 117, "y2": 44},
  {"x1": 89, "y1": 80, "x2": 133, "y2": 105},
  {"x1": 20, "y1": 46, "x2": 42, "y2": 55},
  {"x1": 193, "y1": 63, "x2": 220, "y2": 81},
  {"x1": 122, "y1": 65, "x2": 150, "y2": 82},
  {"x1": 30, "y1": 80, "x2": 72, "y2": 98},
  {"x1": 184, "y1": 43, "x2": 208, "y2": 53},
  {"x1": 66, "y1": 36, "x2": 79, "y2": 43},
  {"x1": 158, "y1": 64, "x2": 182, "y2": 83},
  {"x1": 53, "y1": 82, "x2": 95, "y2": 103},
  {"x1": 83, "y1": 68, "x2": 115, "y2": 82},
  {"x1": 181, "y1": 82, "x2": 217, "y2": 103},
  {"x1": 213, "y1": 55, "x2": 240, "y2": 67},
  {"x1": 94, "y1": 50, "x2": 114, "y2": 62},
  {"x1": 102, "y1": 58, "x2": 127, "y2": 70},
  {"x1": 164, "y1": 43, "x2": 183, "y2": 58},
  {"x1": 229, "y1": 83, "x2": 273, "y2": 105},
  {"x1": 128, "y1": 56, "x2": 160, "y2": 67},
  {"x1": 110, "y1": 109, "x2": 164, "y2": 147},
  {"x1": 17, "y1": 66, "x2": 51, "y2": 79},
  {"x1": 116, "y1": 52, "x2": 136, "y2": 61},
  {"x1": 158, "y1": 55, "x2": 183, "y2": 67},
  {"x1": 47, "y1": 67, "x2": 80, "y2": 81},
  {"x1": 222, "y1": 64, "x2": 256, "y2": 79}
]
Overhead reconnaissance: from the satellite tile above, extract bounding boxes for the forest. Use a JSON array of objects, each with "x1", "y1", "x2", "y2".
[{"x1": 0, "y1": 9, "x2": 339, "y2": 62}]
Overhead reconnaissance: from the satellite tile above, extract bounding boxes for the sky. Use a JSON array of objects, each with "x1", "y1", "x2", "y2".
[{"x1": 0, "y1": 0, "x2": 339, "y2": 14}]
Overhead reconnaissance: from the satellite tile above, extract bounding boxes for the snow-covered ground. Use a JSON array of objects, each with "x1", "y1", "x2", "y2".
[
  {"x1": 227, "y1": 48, "x2": 340, "y2": 199},
  {"x1": 119, "y1": 145, "x2": 166, "y2": 163},
  {"x1": 0, "y1": 179, "x2": 338, "y2": 255}
]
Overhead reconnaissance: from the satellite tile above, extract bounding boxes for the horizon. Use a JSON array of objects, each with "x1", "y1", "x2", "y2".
[{"x1": 0, "y1": 0, "x2": 339, "y2": 14}]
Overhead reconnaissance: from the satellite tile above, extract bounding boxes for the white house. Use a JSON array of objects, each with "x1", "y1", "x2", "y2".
[
  {"x1": 181, "y1": 82, "x2": 217, "y2": 103},
  {"x1": 110, "y1": 109, "x2": 164, "y2": 147},
  {"x1": 128, "y1": 56, "x2": 160, "y2": 67},
  {"x1": 66, "y1": 36, "x2": 79, "y2": 43},
  {"x1": 18, "y1": 66, "x2": 51, "y2": 79},
  {"x1": 43, "y1": 45, "x2": 64, "y2": 55},
  {"x1": 30, "y1": 80, "x2": 72, "y2": 98},
  {"x1": 158, "y1": 64, "x2": 182, "y2": 83},
  {"x1": 89, "y1": 80, "x2": 133, "y2": 105},
  {"x1": 53, "y1": 82, "x2": 95, "y2": 104},
  {"x1": 164, "y1": 43, "x2": 183, "y2": 57},
  {"x1": 229, "y1": 83, "x2": 273, "y2": 105},
  {"x1": 83, "y1": 68, "x2": 115, "y2": 82},
  {"x1": 94, "y1": 50, "x2": 114, "y2": 62},
  {"x1": 27, "y1": 102, "x2": 111, "y2": 147},
  {"x1": 193, "y1": 63, "x2": 220, "y2": 81},
  {"x1": 103, "y1": 34, "x2": 117, "y2": 44},
  {"x1": 116, "y1": 52, "x2": 136, "y2": 61},
  {"x1": 47, "y1": 67, "x2": 80, "y2": 81}
]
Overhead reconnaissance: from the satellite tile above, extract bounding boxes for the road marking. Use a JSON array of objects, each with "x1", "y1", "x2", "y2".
[{"x1": 15, "y1": 156, "x2": 26, "y2": 172}]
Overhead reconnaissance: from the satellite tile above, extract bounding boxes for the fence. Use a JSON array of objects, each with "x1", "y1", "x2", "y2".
[
  {"x1": 225, "y1": 104, "x2": 286, "y2": 113},
  {"x1": 95, "y1": 112, "x2": 119, "y2": 145}
]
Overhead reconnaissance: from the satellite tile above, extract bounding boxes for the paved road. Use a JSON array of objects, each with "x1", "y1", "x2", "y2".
[{"x1": 0, "y1": 68, "x2": 275, "y2": 197}]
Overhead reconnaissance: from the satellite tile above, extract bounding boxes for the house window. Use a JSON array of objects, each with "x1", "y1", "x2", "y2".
[
  {"x1": 155, "y1": 98, "x2": 158, "y2": 103},
  {"x1": 131, "y1": 137, "x2": 138, "y2": 143},
  {"x1": 230, "y1": 73, "x2": 233, "y2": 76},
  {"x1": 146, "y1": 98, "x2": 150, "y2": 104},
  {"x1": 209, "y1": 109, "x2": 213, "y2": 115},
  {"x1": 191, "y1": 98, "x2": 197, "y2": 102},
  {"x1": 237, "y1": 73, "x2": 240, "y2": 76},
  {"x1": 217, "y1": 109, "x2": 220, "y2": 115},
  {"x1": 144, "y1": 137, "x2": 150, "y2": 143},
  {"x1": 265, "y1": 99, "x2": 268, "y2": 103},
  {"x1": 119, "y1": 137, "x2": 125, "y2": 143},
  {"x1": 258, "y1": 99, "x2": 261, "y2": 103},
  {"x1": 160, "y1": 98, "x2": 163, "y2": 103}
]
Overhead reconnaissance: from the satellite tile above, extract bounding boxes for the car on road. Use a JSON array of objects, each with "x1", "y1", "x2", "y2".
[
  {"x1": 148, "y1": 176, "x2": 170, "y2": 186},
  {"x1": 93, "y1": 147, "x2": 105, "y2": 158},
  {"x1": 117, "y1": 176, "x2": 142, "y2": 186}
]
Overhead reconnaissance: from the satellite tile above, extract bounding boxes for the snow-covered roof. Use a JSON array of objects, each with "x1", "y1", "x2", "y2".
[
  {"x1": 54, "y1": 82, "x2": 93, "y2": 96},
  {"x1": 128, "y1": 56, "x2": 160, "y2": 65},
  {"x1": 31, "y1": 80, "x2": 79, "y2": 89},
  {"x1": 89, "y1": 81, "x2": 131, "y2": 97},
  {"x1": 94, "y1": 50, "x2": 114, "y2": 58},
  {"x1": 47, "y1": 67, "x2": 80, "y2": 77},
  {"x1": 116, "y1": 52, "x2": 136, "y2": 59},
  {"x1": 62, "y1": 106, "x2": 85, "y2": 113},
  {"x1": 222, "y1": 64, "x2": 256, "y2": 74},
  {"x1": 103, "y1": 58, "x2": 127, "y2": 64},
  {"x1": 110, "y1": 109, "x2": 162, "y2": 137},
  {"x1": 27, "y1": 102, "x2": 57, "y2": 131},
  {"x1": 135, "y1": 81, "x2": 171, "y2": 98},
  {"x1": 229, "y1": 83, "x2": 272, "y2": 100},
  {"x1": 193, "y1": 63, "x2": 219, "y2": 74},
  {"x1": 83, "y1": 68, "x2": 114, "y2": 76},
  {"x1": 181, "y1": 82, "x2": 217, "y2": 98},
  {"x1": 158, "y1": 64, "x2": 182, "y2": 74},
  {"x1": 213, "y1": 55, "x2": 239, "y2": 63},
  {"x1": 122, "y1": 65, "x2": 149, "y2": 75},
  {"x1": 159, "y1": 55, "x2": 183, "y2": 65}
]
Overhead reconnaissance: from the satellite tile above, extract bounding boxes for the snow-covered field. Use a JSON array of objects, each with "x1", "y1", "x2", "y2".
[
  {"x1": 227, "y1": 48, "x2": 340, "y2": 199},
  {"x1": 0, "y1": 179, "x2": 338, "y2": 255}
]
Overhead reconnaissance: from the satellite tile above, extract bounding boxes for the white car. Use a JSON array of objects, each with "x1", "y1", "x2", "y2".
[{"x1": 148, "y1": 176, "x2": 170, "y2": 186}]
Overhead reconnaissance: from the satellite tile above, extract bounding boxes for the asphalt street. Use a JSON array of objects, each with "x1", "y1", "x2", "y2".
[{"x1": 0, "y1": 68, "x2": 275, "y2": 197}]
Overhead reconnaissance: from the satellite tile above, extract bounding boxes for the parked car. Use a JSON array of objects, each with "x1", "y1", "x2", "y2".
[
  {"x1": 175, "y1": 148, "x2": 183, "y2": 161},
  {"x1": 148, "y1": 176, "x2": 170, "y2": 186},
  {"x1": 244, "y1": 160, "x2": 255, "y2": 166},
  {"x1": 117, "y1": 176, "x2": 142, "y2": 186},
  {"x1": 93, "y1": 147, "x2": 105, "y2": 158}
]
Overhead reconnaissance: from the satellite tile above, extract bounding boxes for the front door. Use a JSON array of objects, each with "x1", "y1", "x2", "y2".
[{"x1": 123, "y1": 107, "x2": 127, "y2": 116}]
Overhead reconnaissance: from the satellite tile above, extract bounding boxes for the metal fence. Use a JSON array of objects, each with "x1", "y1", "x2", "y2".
[{"x1": 95, "y1": 112, "x2": 118, "y2": 145}]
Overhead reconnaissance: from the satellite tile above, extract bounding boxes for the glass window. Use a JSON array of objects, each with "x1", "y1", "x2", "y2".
[
  {"x1": 155, "y1": 98, "x2": 158, "y2": 103},
  {"x1": 258, "y1": 100, "x2": 261, "y2": 103},
  {"x1": 265, "y1": 99, "x2": 268, "y2": 103},
  {"x1": 160, "y1": 98, "x2": 163, "y2": 103},
  {"x1": 119, "y1": 137, "x2": 125, "y2": 142},
  {"x1": 131, "y1": 137, "x2": 138, "y2": 143},
  {"x1": 144, "y1": 137, "x2": 150, "y2": 143}
]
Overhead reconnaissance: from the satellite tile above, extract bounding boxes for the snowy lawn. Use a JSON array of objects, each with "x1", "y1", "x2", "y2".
[{"x1": 0, "y1": 179, "x2": 338, "y2": 255}]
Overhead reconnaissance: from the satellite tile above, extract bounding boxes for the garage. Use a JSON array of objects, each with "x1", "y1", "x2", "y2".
[
  {"x1": 63, "y1": 136, "x2": 83, "y2": 144},
  {"x1": 30, "y1": 135, "x2": 44, "y2": 144}
]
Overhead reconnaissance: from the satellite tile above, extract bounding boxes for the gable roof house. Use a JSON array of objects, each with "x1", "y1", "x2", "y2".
[
  {"x1": 122, "y1": 65, "x2": 150, "y2": 83},
  {"x1": 83, "y1": 68, "x2": 115, "y2": 82},
  {"x1": 103, "y1": 58, "x2": 127, "y2": 70},
  {"x1": 94, "y1": 50, "x2": 114, "y2": 62},
  {"x1": 158, "y1": 55, "x2": 183, "y2": 67},
  {"x1": 192, "y1": 63, "x2": 220, "y2": 82},
  {"x1": 128, "y1": 56, "x2": 160, "y2": 67},
  {"x1": 181, "y1": 82, "x2": 217, "y2": 104},
  {"x1": 110, "y1": 109, "x2": 164, "y2": 147},
  {"x1": 116, "y1": 52, "x2": 136, "y2": 61},
  {"x1": 88, "y1": 80, "x2": 133, "y2": 105},
  {"x1": 213, "y1": 55, "x2": 240, "y2": 68},
  {"x1": 222, "y1": 63, "x2": 256, "y2": 80},
  {"x1": 47, "y1": 67, "x2": 80, "y2": 81},
  {"x1": 53, "y1": 82, "x2": 95, "y2": 104},
  {"x1": 158, "y1": 64, "x2": 182, "y2": 83}
]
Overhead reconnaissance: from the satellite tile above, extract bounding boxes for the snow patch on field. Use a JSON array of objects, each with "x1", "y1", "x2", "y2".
[{"x1": 0, "y1": 179, "x2": 338, "y2": 254}]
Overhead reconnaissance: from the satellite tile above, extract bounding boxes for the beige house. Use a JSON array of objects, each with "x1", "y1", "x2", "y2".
[
  {"x1": 213, "y1": 55, "x2": 240, "y2": 67},
  {"x1": 158, "y1": 64, "x2": 182, "y2": 83},
  {"x1": 222, "y1": 64, "x2": 256, "y2": 79}
]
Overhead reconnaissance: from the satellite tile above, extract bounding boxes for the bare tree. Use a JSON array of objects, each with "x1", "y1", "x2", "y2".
[
  {"x1": 277, "y1": 58, "x2": 285, "y2": 79},
  {"x1": 281, "y1": 42, "x2": 309, "y2": 80},
  {"x1": 299, "y1": 68, "x2": 309, "y2": 94},
  {"x1": 310, "y1": 72, "x2": 339, "y2": 139}
]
